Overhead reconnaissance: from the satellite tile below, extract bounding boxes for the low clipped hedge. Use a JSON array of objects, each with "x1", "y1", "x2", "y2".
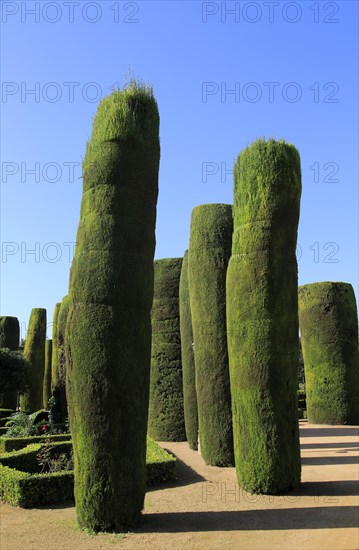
[
  {"x1": 0, "y1": 433, "x2": 71, "y2": 453},
  {"x1": 0, "y1": 437, "x2": 176, "y2": 507}
]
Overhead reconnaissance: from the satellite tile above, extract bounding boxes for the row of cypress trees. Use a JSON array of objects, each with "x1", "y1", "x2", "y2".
[{"x1": 6, "y1": 84, "x2": 357, "y2": 533}]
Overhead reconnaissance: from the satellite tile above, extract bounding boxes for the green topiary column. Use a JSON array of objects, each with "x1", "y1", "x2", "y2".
[
  {"x1": 52, "y1": 296, "x2": 70, "y2": 423},
  {"x1": 0, "y1": 316, "x2": 20, "y2": 350},
  {"x1": 299, "y1": 282, "x2": 359, "y2": 425},
  {"x1": 179, "y1": 250, "x2": 198, "y2": 450},
  {"x1": 148, "y1": 258, "x2": 186, "y2": 442},
  {"x1": 43, "y1": 339, "x2": 52, "y2": 409},
  {"x1": 20, "y1": 308, "x2": 47, "y2": 413},
  {"x1": 188, "y1": 204, "x2": 234, "y2": 466},
  {"x1": 0, "y1": 316, "x2": 20, "y2": 409},
  {"x1": 65, "y1": 83, "x2": 160, "y2": 532},
  {"x1": 227, "y1": 138, "x2": 302, "y2": 494}
]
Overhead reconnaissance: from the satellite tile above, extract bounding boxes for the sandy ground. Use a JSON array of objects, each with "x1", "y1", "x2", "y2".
[{"x1": 0, "y1": 421, "x2": 358, "y2": 550}]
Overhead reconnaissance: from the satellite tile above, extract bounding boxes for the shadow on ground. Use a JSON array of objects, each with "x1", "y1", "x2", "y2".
[
  {"x1": 297, "y1": 480, "x2": 359, "y2": 497},
  {"x1": 301, "y1": 455, "x2": 359, "y2": 466},
  {"x1": 301, "y1": 441, "x2": 359, "y2": 450},
  {"x1": 147, "y1": 456, "x2": 206, "y2": 492},
  {"x1": 300, "y1": 427, "x2": 359, "y2": 438},
  {"x1": 140, "y1": 506, "x2": 359, "y2": 532}
]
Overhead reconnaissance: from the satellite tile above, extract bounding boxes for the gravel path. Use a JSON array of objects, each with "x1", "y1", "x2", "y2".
[{"x1": 1, "y1": 421, "x2": 358, "y2": 550}]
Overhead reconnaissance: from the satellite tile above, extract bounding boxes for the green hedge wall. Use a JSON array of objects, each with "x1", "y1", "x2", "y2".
[
  {"x1": 20, "y1": 309, "x2": 47, "y2": 413},
  {"x1": 179, "y1": 250, "x2": 198, "y2": 450},
  {"x1": 226, "y1": 138, "x2": 302, "y2": 494},
  {"x1": 0, "y1": 437, "x2": 176, "y2": 508},
  {"x1": 299, "y1": 282, "x2": 359, "y2": 424},
  {"x1": 65, "y1": 84, "x2": 160, "y2": 532},
  {"x1": 0, "y1": 433, "x2": 71, "y2": 453},
  {"x1": 188, "y1": 204, "x2": 234, "y2": 466},
  {"x1": 0, "y1": 441, "x2": 72, "y2": 472},
  {"x1": 148, "y1": 258, "x2": 186, "y2": 442}
]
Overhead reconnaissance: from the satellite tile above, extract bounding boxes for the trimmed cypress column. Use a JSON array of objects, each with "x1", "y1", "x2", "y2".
[
  {"x1": 148, "y1": 257, "x2": 186, "y2": 442},
  {"x1": 188, "y1": 203, "x2": 234, "y2": 466},
  {"x1": 65, "y1": 84, "x2": 160, "y2": 531},
  {"x1": 227, "y1": 139, "x2": 302, "y2": 493},
  {"x1": 299, "y1": 282, "x2": 359, "y2": 425},
  {"x1": 179, "y1": 250, "x2": 198, "y2": 450}
]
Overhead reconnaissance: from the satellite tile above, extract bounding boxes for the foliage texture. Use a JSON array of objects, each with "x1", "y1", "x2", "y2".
[
  {"x1": 226, "y1": 138, "x2": 302, "y2": 493},
  {"x1": 148, "y1": 258, "x2": 186, "y2": 441},
  {"x1": 188, "y1": 204, "x2": 234, "y2": 466},
  {"x1": 20, "y1": 309, "x2": 47, "y2": 414},
  {"x1": 299, "y1": 282, "x2": 359, "y2": 424},
  {"x1": 179, "y1": 250, "x2": 198, "y2": 450},
  {"x1": 65, "y1": 83, "x2": 160, "y2": 532}
]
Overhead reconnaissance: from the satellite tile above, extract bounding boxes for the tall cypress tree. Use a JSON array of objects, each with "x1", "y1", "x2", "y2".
[
  {"x1": 299, "y1": 282, "x2": 359, "y2": 425},
  {"x1": 227, "y1": 139, "x2": 302, "y2": 493},
  {"x1": 43, "y1": 339, "x2": 52, "y2": 409},
  {"x1": 179, "y1": 250, "x2": 198, "y2": 450},
  {"x1": 0, "y1": 316, "x2": 20, "y2": 350},
  {"x1": 52, "y1": 296, "x2": 69, "y2": 423},
  {"x1": 0, "y1": 316, "x2": 20, "y2": 409},
  {"x1": 148, "y1": 258, "x2": 186, "y2": 442},
  {"x1": 188, "y1": 204, "x2": 234, "y2": 466},
  {"x1": 65, "y1": 83, "x2": 160, "y2": 531},
  {"x1": 20, "y1": 308, "x2": 47, "y2": 413}
]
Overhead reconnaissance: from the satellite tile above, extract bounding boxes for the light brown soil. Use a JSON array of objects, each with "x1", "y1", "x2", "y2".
[{"x1": 1, "y1": 421, "x2": 358, "y2": 550}]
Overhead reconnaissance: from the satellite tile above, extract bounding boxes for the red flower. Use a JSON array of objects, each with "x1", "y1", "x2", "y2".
[{"x1": 42, "y1": 424, "x2": 47, "y2": 431}]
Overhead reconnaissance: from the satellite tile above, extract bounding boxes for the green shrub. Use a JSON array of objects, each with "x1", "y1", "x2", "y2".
[
  {"x1": 65, "y1": 83, "x2": 160, "y2": 532},
  {"x1": 226, "y1": 138, "x2": 302, "y2": 493},
  {"x1": 188, "y1": 204, "x2": 234, "y2": 466},
  {"x1": 299, "y1": 282, "x2": 359, "y2": 424},
  {"x1": 179, "y1": 250, "x2": 198, "y2": 450},
  {"x1": 20, "y1": 309, "x2": 47, "y2": 413},
  {"x1": 148, "y1": 258, "x2": 186, "y2": 442}
]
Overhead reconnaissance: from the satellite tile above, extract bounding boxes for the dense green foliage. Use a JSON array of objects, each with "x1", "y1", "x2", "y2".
[
  {"x1": 0, "y1": 349, "x2": 28, "y2": 395},
  {"x1": 0, "y1": 317, "x2": 20, "y2": 350},
  {"x1": 0, "y1": 437, "x2": 176, "y2": 508},
  {"x1": 148, "y1": 258, "x2": 186, "y2": 442},
  {"x1": 299, "y1": 282, "x2": 359, "y2": 424},
  {"x1": 43, "y1": 340, "x2": 52, "y2": 409},
  {"x1": 227, "y1": 139, "x2": 302, "y2": 493},
  {"x1": 0, "y1": 317, "x2": 20, "y2": 409},
  {"x1": 50, "y1": 303, "x2": 61, "y2": 414},
  {"x1": 52, "y1": 297, "x2": 69, "y2": 423},
  {"x1": 65, "y1": 84, "x2": 160, "y2": 532},
  {"x1": 188, "y1": 204, "x2": 234, "y2": 466},
  {"x1": 20, "y1": 309, "x2": 47, "y2": 413},
  {"x1": 179, "y1": 251, "x2": 198, "y2": 450}
]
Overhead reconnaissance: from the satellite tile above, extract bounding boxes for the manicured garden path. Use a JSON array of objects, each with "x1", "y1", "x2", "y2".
[{"x1": 1, "y1": 421, "x2": 358, "y2": 549}]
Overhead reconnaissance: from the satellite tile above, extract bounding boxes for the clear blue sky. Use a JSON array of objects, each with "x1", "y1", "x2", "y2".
[{"x1": 1, "y1": 0, "x2": 358, "y2": 338}]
